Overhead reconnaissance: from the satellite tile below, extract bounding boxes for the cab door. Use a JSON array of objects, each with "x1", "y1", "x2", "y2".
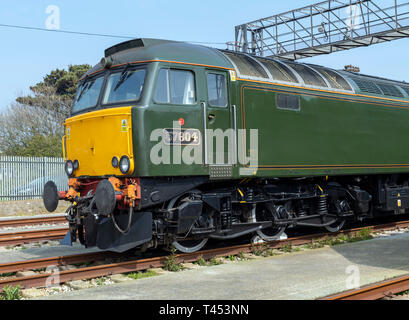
[{"x1": 202, "y1": 70, "x2": 237, "y2": 173}]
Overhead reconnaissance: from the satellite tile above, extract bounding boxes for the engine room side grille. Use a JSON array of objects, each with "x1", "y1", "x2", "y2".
[{"x1": 209, "y1": 165, "x2": 233, "y2": 180}]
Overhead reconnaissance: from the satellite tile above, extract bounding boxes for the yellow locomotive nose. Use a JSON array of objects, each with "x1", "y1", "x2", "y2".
[{"x1": 64, "y1": 106, "x2": 134, "y2": 177}]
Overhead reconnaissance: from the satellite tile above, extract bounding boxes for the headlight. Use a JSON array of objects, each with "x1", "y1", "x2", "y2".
[
  {"x1": 65, "y1": 160, "x2": 74, "y2": 177},
  {"x1": 111, "y1": 156, "x2": 119, "y2": 168},
  {"x1": 119, "y1": 156, "x2": 130, "y2": 174},
  {"x1": 73, "y1": 160, "x2": 79, "y2": 170}
]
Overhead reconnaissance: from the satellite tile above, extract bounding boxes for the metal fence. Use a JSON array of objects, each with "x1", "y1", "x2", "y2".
[{"x1": 0, "y1": 156, "x2": 68, "y2": 201}]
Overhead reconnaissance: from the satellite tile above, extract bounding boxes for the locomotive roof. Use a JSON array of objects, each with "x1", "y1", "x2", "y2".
[
  {"x1": 84, "y1": 38, "x2": 233, "y2": 77},
  {"x1": 84, "y1": 38, "x2": 409, "y2": 100}
]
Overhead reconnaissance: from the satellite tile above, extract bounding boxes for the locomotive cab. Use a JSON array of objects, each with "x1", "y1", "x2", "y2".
[{"x1": 43, "y1": 38, "x2": 240, "y2": 252}]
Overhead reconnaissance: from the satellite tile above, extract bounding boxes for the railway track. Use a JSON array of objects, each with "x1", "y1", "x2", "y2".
[
  {"x1": 320, "y1": 274, "x2": 409, "y2": 300},
  {"x1": 0, "y1": 219, "x2": 408, "y2": 292},
  {"x1": 0, "y1": 215, "x2": 68, "y2": 246},
  {"x1": 0, "y1": 215, "x2": 67, "y2": 228},
  {"x1": 0, "y1": 228, "x2": 68, "y2": 246}
]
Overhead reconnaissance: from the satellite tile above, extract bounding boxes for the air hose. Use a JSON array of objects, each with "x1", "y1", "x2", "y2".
[{"x1": 111, "y1": 206, "x2": 133, "y2": 235}]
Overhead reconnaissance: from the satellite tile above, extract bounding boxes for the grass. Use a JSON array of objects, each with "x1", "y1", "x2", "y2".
[
  {"x1": 0, "y1": 272, "x2": 17, "y2": 278},
  {"x1": 395, "y1": 289, "x2": 409, "y2": 296},
  {"x1": 251, "y1": 242, "x2": 275, "y2": 257},
  {"x1": 247, "y1": 227, "x2": 375, "y2": 255},
  {"x1": 73, "y1": 261, "x2": 93, "y2": 268},
  {"x1": 226, "y1": 252, "x2": 248, "y2": 261},
  {"x1": 194, "y1": 255, "x2": 223, "y2": 266},
  {"x1": 237, "y1": 251, "x2": 246, "y2": 260},
  {"x1": 303, "y1": 227, "x2": 374, "y2": 250},
  {"x1": 208, "y1": 257, "x2": 223, "y2": 265},
  {"x1": 350, "y1": 227, "x2": 373, "y2": 242},
  {"x1": 196, "y1": 256, "x2": 207, "y2": 266},
  {"x1": 0, "y1": 285, "x2": 22, "y2": 300},
  {"x1": 127, "y1": 270, "x2": 158, "y2": 280},
  {"x1": 94, "y1": 277, "x2": 108, "y2": 286},
  {"x1": 163, "y1": 247, "x2": 185, "y2": 272},
  {"x1": 280, "y1": 243, "x2": 294, "y2": 253},
  {"x1": 303, "y1": 239, "x2": 325, "y2": 249}
]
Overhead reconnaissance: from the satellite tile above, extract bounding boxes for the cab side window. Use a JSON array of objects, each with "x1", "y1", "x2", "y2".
[
  {"x1": 207, "y1": 73, "x2": 227, "y2": 107},
  {"x1": 154, "y1": 69, "x2": 196, "y2": 105}
]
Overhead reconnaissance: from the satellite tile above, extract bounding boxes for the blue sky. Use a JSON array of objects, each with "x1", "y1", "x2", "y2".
[{"x1": 1, "y1": 0, "x2": 408, "y2": 110}]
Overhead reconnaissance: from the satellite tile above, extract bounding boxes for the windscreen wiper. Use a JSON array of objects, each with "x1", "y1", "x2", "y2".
[
  {"x1": 114, "y1": 64, "x2": 133, "y2": 92},
  {"x1": 76, "y1": 81, "x2": 91, "y2": 103}
]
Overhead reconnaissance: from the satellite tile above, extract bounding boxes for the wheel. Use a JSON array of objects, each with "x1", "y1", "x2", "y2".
[
  {"x1": 167, "y1": 190, "x2": 209, "y2": 253},
  {"x1": 255, "y1": 202, "x2": 287, "y2": 241},
  {"x1": 172, "y1": 238, "x2": 208, "y2": 253},
  {"x1": 323, "y1": 218, "x2": 346, "y2": 233}
]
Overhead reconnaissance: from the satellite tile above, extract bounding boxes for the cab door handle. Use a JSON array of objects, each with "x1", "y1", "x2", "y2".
[{"x1": 208, "y1": 114, "x2": 216, "y2": 121}]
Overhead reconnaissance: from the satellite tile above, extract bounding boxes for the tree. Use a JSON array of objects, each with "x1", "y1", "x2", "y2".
[
  {"x1": 16, "y1": 64, "x2": 91, "y2": 120},
  {"x1": 0, "y1": 103, "x2": 63, "y2": 157},
  {"x1": 0, "y1": 64, "x2": 91, "y2": 157}
]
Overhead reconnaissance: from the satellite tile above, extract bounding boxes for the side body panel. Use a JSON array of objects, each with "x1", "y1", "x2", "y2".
[{"x1": 239, "y1": 81, "x2": 409, "y2": 178}]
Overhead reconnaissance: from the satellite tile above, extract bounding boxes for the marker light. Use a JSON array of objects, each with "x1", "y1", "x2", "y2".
[
  {"x1": 111, "y1": 156, "x2": 119, "y2": 168},
  {"x1": 119, "y1": 156, "x2": 130, "y2": 174},
  {"x1": 73, "y1": 160, "x2": 79, "y2": 170},
  {"x1": 65, "y1": 160, "x2": 74, "y2": 177}
]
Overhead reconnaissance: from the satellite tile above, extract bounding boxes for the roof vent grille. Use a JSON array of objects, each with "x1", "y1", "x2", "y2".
[
  {"x1": 400, "y1": 86, "x2": 409, "y2": 97},
  {"x1": 375, "y1": 83, "x2": 404, "y2": 98},
  {"x1": 350, "y1": 77, "x2": 383, "y2": 95}
]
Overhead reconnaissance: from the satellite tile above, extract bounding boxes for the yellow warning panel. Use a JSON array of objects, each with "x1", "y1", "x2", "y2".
[{"x1": 64, "y1": 107, "x2": 134, "y2": 177}]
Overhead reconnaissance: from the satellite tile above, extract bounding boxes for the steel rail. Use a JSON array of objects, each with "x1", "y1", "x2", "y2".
[
  {"x1": 0, "y1": 216, "x2": 67, "y2": 228},
  {"x1": 0, "y1": 228, "x2": 68, "y2": 246},
  {"x1": 0, "y1": 245, "x2": 261, "y2": 290},
  {"x1": 320, "y1": 274, "x2": 409, "y2": 300},
  {"x1": 0, "y1": 219, "x2": 408, "y2": 291}
]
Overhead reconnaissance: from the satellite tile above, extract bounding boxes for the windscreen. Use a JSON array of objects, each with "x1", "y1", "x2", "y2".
[
  {"x1": 72, "y1": 77, "x2": 104, "y2": 113},
  {"x1": 103, "y1": 69, "x2": 146, "y2": 104}
]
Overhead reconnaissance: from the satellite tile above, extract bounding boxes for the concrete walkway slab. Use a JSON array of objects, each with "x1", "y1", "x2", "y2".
[{"x1": 39, "y1": 231, "x2": 409, "y2": 300}]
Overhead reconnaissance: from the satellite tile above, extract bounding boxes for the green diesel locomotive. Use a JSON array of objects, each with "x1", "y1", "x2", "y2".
[{"x1": 43, "y1": 38, "x2": 409, "y2": 252}]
